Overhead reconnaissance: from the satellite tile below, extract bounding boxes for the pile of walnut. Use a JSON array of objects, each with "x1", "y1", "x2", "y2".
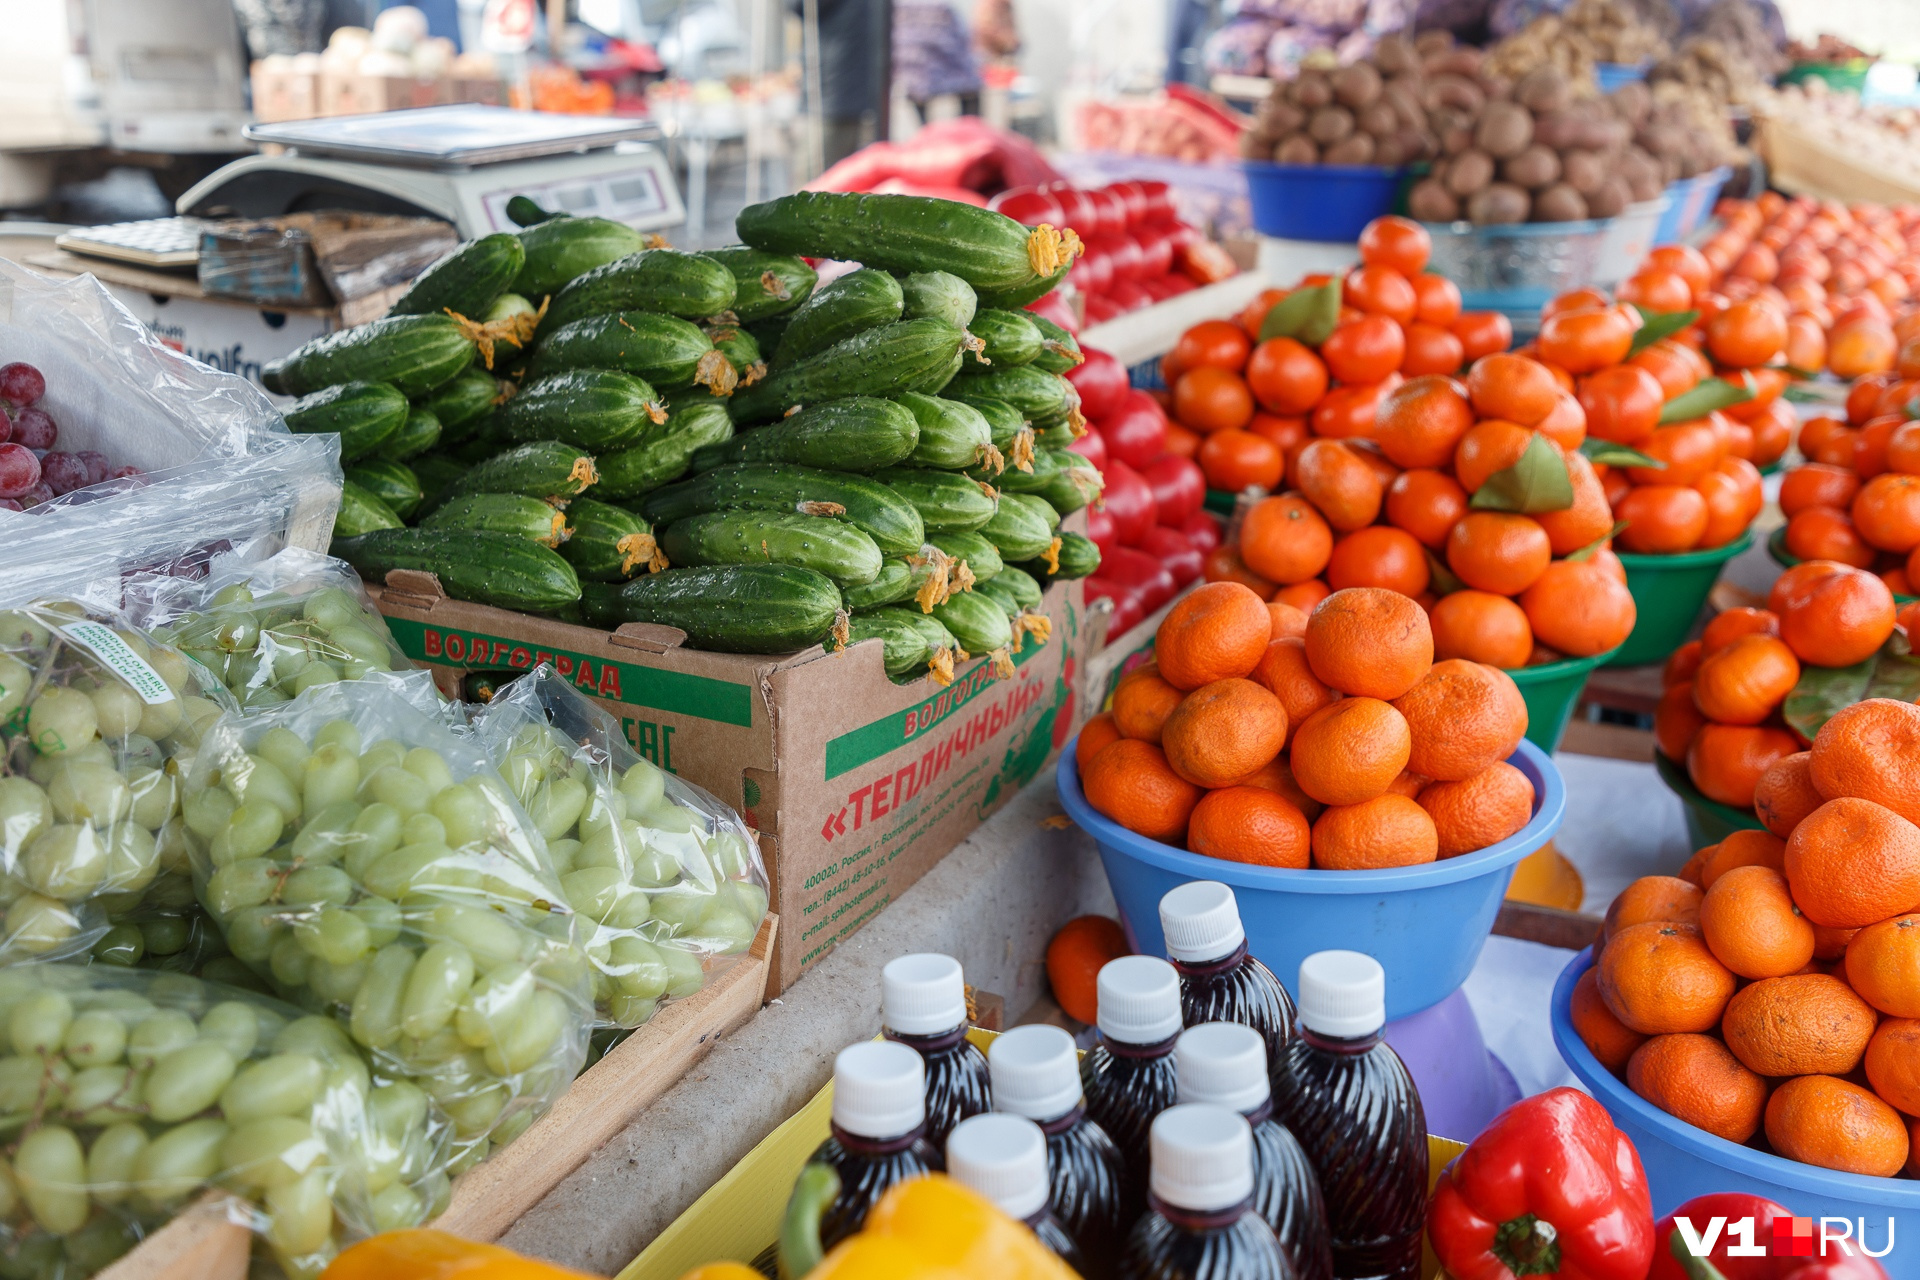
[{"x1": 1487, "y1": 0, "x2": 1670, "y2": 83}]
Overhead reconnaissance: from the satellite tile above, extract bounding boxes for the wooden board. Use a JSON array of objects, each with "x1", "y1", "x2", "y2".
[
  {"x1": 1079, "y1": 273, "x2": 1270, "y2": 367},
  {"x1": 96, "y1": 1191, "x2": 251, "y2": 1280}
]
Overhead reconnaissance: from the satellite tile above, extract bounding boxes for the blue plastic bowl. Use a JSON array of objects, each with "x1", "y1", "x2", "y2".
[
  {"x1": 1057, "y1": 738, "x2": 1565, "y2": 1022},
  {"x1": 1654, "y1": 166, "x2": 1732, "y2": 246},
  {"x1": 1552, "y1": 947, "x2": 1920, "y2": 1220},
  {"x1": 1596, "y1": 61, "x2": 1651, "y2": 93},
  {"x1": 1243, "y1": 161, "x2": 1406, "y2": 243}
]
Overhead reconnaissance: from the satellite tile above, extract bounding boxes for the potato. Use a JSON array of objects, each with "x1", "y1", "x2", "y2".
[
  {"x1": 1323, "y1": 133, "x2": 1377, "y2": 166},
  {"x1": 1308, "y1": 106, "x2": 1356, "y2": 145},
  {"x1": 1333, "y1": 63, "x2": 1383, "y2": 109},
  {"x1": 1503, "y1": 145, "x2": 1561, "y2": 190},
  {"x1": 1514, "y1": 65, "x2": 1571, "y2": 114},
  {"x1": 1383, "y1": 83, "x2": 1427, "y2": 132},
  {"x1": 1586, "y1": 176, "x2": 1631, "y2": 218},
  {"x1": 1444, "y1": 148, "x2": 1495, "y2": 196},
  {"x1": 1275, "y1": 134, "x2": 1320, "y2": 165},
  {"x1": 1292, "y1": 72, "x2": 1334, "y2": 109},
  {"x1": 1467, "y1": 184, "x2": 1531, "y2": 225},
  {"x1": 1561, "y1": 149, "x2": 1606, "y2": 195},
  {"x1": 1376, "y1": 33, "x2": 1419, "y2": 76},
  {"x1": 1438, "y1": 117, "x2": 1476, "y2": 156},
  {"x1": 1373, "y1": 132, "x2": 1414, "y2": 167},
  {"x1": 1424, "y1": 74, "x2": 1485, "y2": 115},
  {"x1": 1475, "y1": 101, "x2": 1535, "y2": 159},
  {"x1": 1258, "y1": 98, "x2": 1307, "y2": 136},
  {"x1": 1430, "y1": 48, "x2": 1484, "y2": 78},
  {"x1": 1414, "y1": 30, "x2": 1455, "y2": 57},
  {"x1": 1357, "y1": 101, "x2": 1400, "y2": 138},
  {"x1": 1239, "y1": 132, "x2": 1276, "y2": 160},
  {"x1": 1533, "y1": 183, "x2": 1590, "y2": 222},
  {"x1": 1408, "y1": 178, "x2": 1461, "y2": 223},
  {"x1": 1611, "y1": 80, "x2": 1652, "y2": 126}
]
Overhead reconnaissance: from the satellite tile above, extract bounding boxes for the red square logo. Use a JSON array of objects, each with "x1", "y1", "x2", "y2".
[{"x1": 1772, "y1": 1217, "x2": 1815, "y2": 1257}]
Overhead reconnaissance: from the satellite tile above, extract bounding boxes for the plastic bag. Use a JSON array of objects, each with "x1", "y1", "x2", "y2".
[
  {"x1": 0, "y1": 260, "x2": 341, "y2": 609},
  {"x1": 127, "y1": 547, "x2": 414, "y2": 711},
  {"x1": 0, "y1": 600, "x2": 229, "y2": 967},
  {"x1": 468, "y1": 667, "x2": 768, "y2": 1032},
  {"x1": 179, "y1": 673, "x2": 592, "y2": 1175},
  {"x1": 0, "y1": 961, "x2": 449, "y2": 1280}
]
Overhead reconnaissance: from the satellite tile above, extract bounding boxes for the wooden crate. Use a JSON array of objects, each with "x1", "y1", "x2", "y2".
[{"x1": 96, "y1": 917, "x2": 777, "y2": 1278}]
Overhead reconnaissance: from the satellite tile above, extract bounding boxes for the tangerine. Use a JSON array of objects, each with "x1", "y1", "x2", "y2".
[
  {"x1": 1303, "y1": 587, "x2": 1433, "y2": 699},
  {"x1": 1187, "y1": 786, "x2": 1311, "y2": 868},
  {"x1": 1082, "y1": 738, "x2": 1204, "y2": 842},
  {"x1": 1239, "y1": 493, "x2": 1334, "y2": 585},
  {"x1": 1785, "y1": 796, "x2": 1920, "y2": 928},
  {"x1": 1155, "y1": 581, "x2": 1275, "y2": 691},
  {"x1": 1160, "y1": 678, "x2": 1288, "y2": 788},
  {"x1": 1429, "y1": 591, "x2": 1534, "y2": 669},
  {"x1": 1310, "y1": 793, "x2": 1439, "y2": 869},
  {"x1": 1289, "y1": 697, "x2": 1413, "y2": 806}
]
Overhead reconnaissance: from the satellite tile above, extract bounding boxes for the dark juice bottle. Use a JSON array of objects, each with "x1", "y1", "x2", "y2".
[
  {"x1": 806, "y1": 1040, "x2": 944, "y2": 1254},
  {"x1": 990, "y1": 1022, "x2": 1127, "y2": 1280},
  {"x1": 882, "y1": 952, "x2": 991, "y2": 1149},
  {"x1": 1161, "y1": 881, "x2": 1297, "y2": 1064},
  {"x1": 1268, "y1": 952, "x2": 1427, "y2": 1280},
  {"x1": 1118, "y1": 1103, "x2": 1293, "y2": 1280},
  {"x1": 1080, "y1": 955, "x2": 1184, "y2": 1220},
  {"x1": 947, "y1": 1112, "x2": 1089, "y2": 1274},
  {"x1": 1176, "y1": 1022, "x2": 1334, "y2": 1280}
]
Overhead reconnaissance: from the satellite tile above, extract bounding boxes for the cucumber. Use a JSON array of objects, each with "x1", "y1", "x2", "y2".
[
  {"x1": 967, "y1": 396, "x2": 1028, "y2": 452},
  {"x1": 1016, "y1": 530, "x2": 1100, "y2": 581},
  {"x1": 660, "y1": 511, "x2": 883, "y2": 588},
  {"x1": 1027, "y1": 314, "x2": 1085, "y2": 375},
  {"x1": 641, "y1": 463, "x2": 925, "y2": 556},
  {"x1": 334, "y1": 481, "x2": 404, "y2": 537},
  {"x1": 744, "y1": 314, "x2": 791, "y2": 355},
  {"x1": 514, "y1": 217, "x2": 646, "y2": 299},
  {"x1": 909, "y1": 351, "x2": 964, "y2": 397},
  {"x1": 928, "y1": 531, "x2": 1002, "y2": 584},
  {"x1": 984, "y1": 565, "x2": 1042, "y2": 610},
  {"x1": 595, "y1": 396, "x2": 736, "y2": 500},
  {"x1": 283, "y1": 381, "x2": 407, "y2": 462},
  {"x1": 931, "y1": 589, "x2": 1014, "y2": 656},
  {"x1": 980, "y1": 495, "x2": 1055, "y2": 562},
  {"x1": 588, "y1": 564, "x2": 843, "y2": 653},
  {"x1": 895, "y1": 608, "x2": 960, "y2": 664},
  {"x1": 872, "y1": 468, "x2": 998, "y2": 535},
  {"x1": 946, "y1": 364, "x2": 1079, "y2": 427},
  {"x1": 704, "y1": 248, "x2": 817, "y2": 322},
  {"x1": 976, "y1": 262, "x2": 1070, "y2": 311},
  {"x1": 1032, "y1": 458, "x2": 1102, "y2": 515},
  {"x1": 1004, "y1": 490, "x2": 1062, "y2": 532},
  {"x1": 506, "y1": 196, "x2": 557, "y2": 227},
  {"x1": 420, "y1": 366, "x2": 504, "y2": 437},
  {"x1": 389, "y1": 233, "x2": 525, "y2": 319},
  {"x1": 528, "y1": 312, "x2": 728, "y2": 393},
  {"x1": 480, "y1": 293, "x2": 539, "y2": 365},
  {"x1": 441, "y1": 441, "x2": 598, "y2": 507},
  {"x1": 970, "y1": 445, "x2": 1060, "y2": 493},
  {"x1": 543, "y1": 249, "x2": 739, "y2": 328},
  {"x1": 560, "y1": 497, "x2": 660, "y2": 582},
  {"x1": 960, "y1": 309, "x2": 1043, "y2": 370},
  {"x1": 263, "y1": 314, "x2": 476, "y2": 397},
  {"x1": 728, "y1": 319, "x2": 968, "y2": 424},
  {"x1": 898, "y1": 271, "x2": 977, "y2": 330},
  {"x1": 346, "y1": 459, "x2": 424, "y2": 520},
  {"x1": 411, "y1": 455, "x2": 466, "y2": 510},
  {"x1": 422, "y1": 493, "x2": 571, "y2": 547},
  {"x1": 736, "y1": 193, "x2": 1079, "y2": 296},
  {"x1": 690, "y1": 398, "x2": 917, "y2": 473},
  {"x1": 334, "y1": 529, "x2": 581, "y2": 612},
  {"x1": 500, "y1": 369, "x2": 665, "y2": 451},
  {"x1": 705, "y1": 325, "x2": 765, "y2": 382},
  {"x1": 1036, "y1": 423, "x2": 1081, "y2": 450},
  {"x1": 973, "y1": 576, "x2": 1024, "y2": 620},
  {"x1": 843, "y1": 560, "x2": 917, "y2": 611},
  {"x1": 376, "y1": 404, "x2": 441, "y2": 461},
  {"x1": 897, "y1": 393, "x2": 995, "y2": 470},
  {"x1": 776, "y1": 268, "x2": 904, "y2": 365},
  {"x1": 846, "y1": 610, "x2": 930, "y2": 681}
]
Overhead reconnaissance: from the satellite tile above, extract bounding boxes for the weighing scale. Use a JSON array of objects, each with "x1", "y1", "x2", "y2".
[{"x1": 173, "y1": 105, "x2": 687, "y2": 238}]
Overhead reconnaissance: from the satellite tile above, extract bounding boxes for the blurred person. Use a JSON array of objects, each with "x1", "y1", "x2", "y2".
[
  {"x1": 796, "y1": 0, "x2": 891, "y2": 166},
  {"x1": 895, "y1": 0, "x2": 982, "y2": 122}
]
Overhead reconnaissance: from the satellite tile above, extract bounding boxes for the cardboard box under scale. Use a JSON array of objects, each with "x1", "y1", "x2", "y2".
[{"x1": 369, "y1": 575, "x2": 1094, "y2": 994}]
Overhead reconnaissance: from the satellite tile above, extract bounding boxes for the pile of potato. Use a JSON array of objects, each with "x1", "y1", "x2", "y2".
[{"x1": 1240, "y1": 34, "x2": 1439, "y2": 168}]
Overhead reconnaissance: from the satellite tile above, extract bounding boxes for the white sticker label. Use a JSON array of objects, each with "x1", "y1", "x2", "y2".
[{"x1": 56, "y1": 621, "x2": 174, "y2": 705}]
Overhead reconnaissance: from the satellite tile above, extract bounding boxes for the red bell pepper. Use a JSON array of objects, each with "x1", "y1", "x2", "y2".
[
  {"x1": 1427, "y1": 1087, "x2": 1654, "y2": 1280},
  {"x1": 1138, "y1": 453, "x2": 1205, "y2": 529},
  {"x1": 1066, "y1": 422, "x2": 1108, "y2": 473},
  {"x1": 1100, "y1": 458, "x2": 1157, "y2": 547},
  {"x1": 1066, "y1": 349, "x2": 1129, "y2": 421},
  {"x1": 1647, "y1": 1194, "x2": 1889, "y2": 1280},
  {"x1": 1100, "y1": 390, "x2": 1170, "y2": 468}
]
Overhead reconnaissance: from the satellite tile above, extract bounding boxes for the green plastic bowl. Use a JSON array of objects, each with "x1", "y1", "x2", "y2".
[
  {"x1": 1204, "y1": 488, "x2": 1237, "y2": 517},
  {"x1": 1653, "y1": 748, "x2": 1765, "y2": 850},
  {"x1": 1507, "y1": 647, "x2": 1620, "y2": 754},
  {"x1": 1767, "y1": 525, "x2": 1918, "y2": 604},
  {"x1": 1606, "y1": 532, "x2": 1754, "y2": 668}
]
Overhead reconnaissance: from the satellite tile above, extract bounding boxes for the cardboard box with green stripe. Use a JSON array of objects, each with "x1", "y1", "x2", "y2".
[{"x1": 368, "y1": 571, "x2": 1090, "y2": 994}]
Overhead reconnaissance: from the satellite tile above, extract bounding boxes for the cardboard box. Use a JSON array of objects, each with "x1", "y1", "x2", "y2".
[
  {"x1": 249, "y1": 64, "x2": 318, "y2": 123},
  {"x1": 369, "y1": 576, "x2": 1094, "y2": 994}
]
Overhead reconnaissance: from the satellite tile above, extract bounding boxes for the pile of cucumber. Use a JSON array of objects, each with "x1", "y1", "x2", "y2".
[{"x1": 278, "y1": 191, "x2": 1101, "y2": 682}]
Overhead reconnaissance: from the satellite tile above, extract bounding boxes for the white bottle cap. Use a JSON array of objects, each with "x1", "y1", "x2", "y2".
[
  {"x1": 1159, "y1": 881, "x2": 1246, "y2": 964},
  {"x1": 831, "y1": 1040, "x2": 927, "y2": 1140},
  {"x1": 989, "y1": 1024, "x2": 1082, "y2": 1122},
  {"x1": 1096, "y1": 955, "x2": 1183, "y2": 1045},
  {"x1": 1297, "y1": 950, "x2": 1386, "y2": 1038},
  {"x1": 1149, "y1": 1104, "x2": 1256, "y2": 1212},
  {"x1": 882, "y1": 953, "x2": 968, "y2": 1036},
  {"x1": 946, "y1": 1113, "x2": 1052, "y2": 1220},
  {"x1": 1175, "y1": 1023, "x2": 1271, "y2": 1114}
]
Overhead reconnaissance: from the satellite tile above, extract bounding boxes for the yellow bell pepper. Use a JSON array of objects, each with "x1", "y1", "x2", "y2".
[
  {"x1": 676, "y1": 1267, "x2": 765, "y2": 1280},
  {"x1": 322, "y1": 1229, "x2": 604, "y2": 1280},
  {"x1": 806, "y1": 1175, "x2": 1078, "y2": 1280}
]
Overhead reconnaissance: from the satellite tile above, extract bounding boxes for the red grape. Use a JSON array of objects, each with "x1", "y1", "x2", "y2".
[
  {"x1": 39, "y1": 452, "x2": 90, "y2": 495},
  {"x1": 10, "y1": 407, "x2": 55, "y2": 449},
  {"x1": 0, "y1": 443, "x2": 41, "y2": 498},
  {"x1": 0, "y1": 499, "x2": 19, "y2": 512},
  {"x1": 76, "y1": 450, "x2": 109, "y2": 485},
  {"x1": 0, "y1": 363, "x2": 45, "y2": 407},
  {"x1": 18, "y1": 482, "x2": 52, "y2": 507},
  {"x1": 109, "y1": 465, "x2": 141, "y2": 480},
  {"x1": 0, "y1": 413, "x2": 10, "y2": 445}
]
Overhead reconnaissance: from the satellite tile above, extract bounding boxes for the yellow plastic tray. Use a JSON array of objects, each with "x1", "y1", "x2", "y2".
[{"x1": 619, "y1": 1031, "x2": 1469, "y2": 1280}]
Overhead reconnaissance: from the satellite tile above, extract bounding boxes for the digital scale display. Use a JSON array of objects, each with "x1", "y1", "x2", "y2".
[{"x1": 477, "y1": 167, "x2": 672, "y2": 231}]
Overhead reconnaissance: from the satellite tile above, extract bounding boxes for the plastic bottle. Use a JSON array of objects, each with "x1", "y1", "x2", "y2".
[
  {"x1": 1117, "y1": 1103, "x2": 1292, "y2": 1280},
  {"x1": 1160, "y1": 881, "x2": 1297, "y2": 1062},
  {"x1": 1268, "y1": 952, "x2": 1427, "y2": 1280},
  {"x1": 990, "y1": 1023, "x2": 1127, "y2": 1280},
  {"x1": 806, "y1": 1040, "x2": 945, "y2": 1253},
  {"x1": 1081, "y1": 954, "x2": 1184, "y2": 1219},
  {"x1": 881, "y1": 952, "x2": 992, "y2": 1148},
  {"x1": 1176, "y1": 1022, "x2": 1333, "y2": 1280},
  {"x1": 947, "y1": 1112, "x2": 1088, "y2": 1273}
]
